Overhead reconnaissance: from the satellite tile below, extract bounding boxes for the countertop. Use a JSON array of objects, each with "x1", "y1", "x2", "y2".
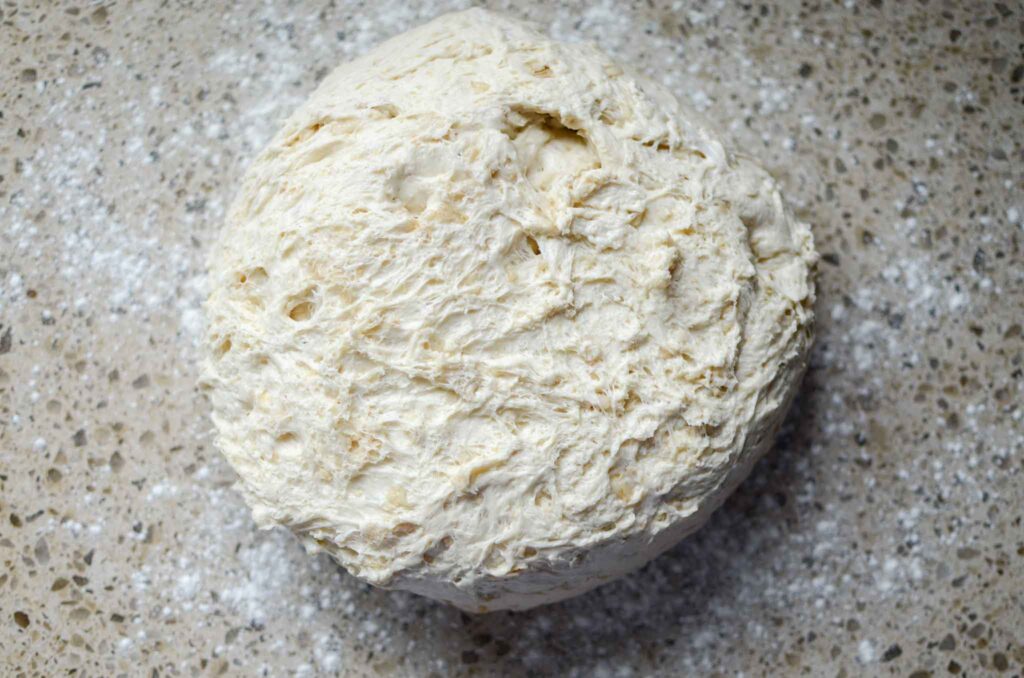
[{"x1": 1, "y1": 1, "x2": 1022, "y2": 676}]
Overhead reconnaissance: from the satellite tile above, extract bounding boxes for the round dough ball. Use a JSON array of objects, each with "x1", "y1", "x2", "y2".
[{"x1": 202, "y1": 8, "x2": 816, "y2": 611}]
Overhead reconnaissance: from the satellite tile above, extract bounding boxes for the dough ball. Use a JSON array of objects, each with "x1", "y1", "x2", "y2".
[{"x1": 202, "y1": 9, "x2": 816, "y2": 611}]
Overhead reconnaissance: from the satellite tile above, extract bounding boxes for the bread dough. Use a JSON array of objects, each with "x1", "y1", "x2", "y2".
[{"x1": 202, "y1": 8, "x2": 816, "y2": 611}]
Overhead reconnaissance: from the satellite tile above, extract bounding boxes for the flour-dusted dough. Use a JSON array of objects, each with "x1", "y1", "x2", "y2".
[{"x1": 202, "y1": 8, "x2": 816, "y2": 611}]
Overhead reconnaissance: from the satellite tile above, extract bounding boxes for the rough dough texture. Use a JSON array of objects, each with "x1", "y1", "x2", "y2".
[{"x1": 202, "y1": 8, "x2": 816, "y2": 611}]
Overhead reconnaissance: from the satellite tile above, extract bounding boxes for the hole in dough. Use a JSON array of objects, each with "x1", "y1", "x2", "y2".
[
  {"x1": 214, "y1": 337, "x2": 232, "y2": 358},
  {"x1": 525, "y1": 234, "x2": 541, "y2": 256},
  {"x1": 504, "y1": 108, "x2": 600, "y2": 195},
  {"x1": 285, "y1": 287, "x2": 318, "y2": 322}
]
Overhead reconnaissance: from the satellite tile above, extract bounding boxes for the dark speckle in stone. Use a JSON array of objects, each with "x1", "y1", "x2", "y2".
[
  {"x1": 973, "y1": 249, "x2": 988, "y2": 272},
  {"x1": 461, "y1": 650, "x2": 479, "y2": 664},
  {"x1": 798, "y1": 63, "x2": 813, "y2": 78},
  {"x1": 882, "y1": 644, "x2": 902, "y2": 661},
  {"x1": 869, "y1": 112, "x2": 887, "y2": 129},
  {"x1": 0, "y1": 327, "x2": 11, "y2": 354},
  {"x1": 72, "y1": 429, "x2": 87, "y2": 447},
  {"x1": 19, "y1": 69, "x2": 37, "y2": 83},
  {"x1": 13, "y1": 612, "x2": 29, "y2": 629},
  {"x1": 132, "y1": 374, "x2": 151, "y2": 389},
  {"x1": 34, "y1": 538, "x2": 49, "y2": 565}
]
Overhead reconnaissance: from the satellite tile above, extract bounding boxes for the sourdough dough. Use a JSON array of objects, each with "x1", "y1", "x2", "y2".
[{"x1": 202, "y1": 8, "x2": 816, "y2": 611}]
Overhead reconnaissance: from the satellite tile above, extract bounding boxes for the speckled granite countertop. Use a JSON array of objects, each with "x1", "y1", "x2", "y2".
[{"x1": 1, "y1": 1, "x2": 1022, "y2": 676}]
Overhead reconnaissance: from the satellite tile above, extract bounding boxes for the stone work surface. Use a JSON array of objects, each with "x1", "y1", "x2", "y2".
[{"x1": 1, "y1": 1, "x2": 1021, "y2": 676}]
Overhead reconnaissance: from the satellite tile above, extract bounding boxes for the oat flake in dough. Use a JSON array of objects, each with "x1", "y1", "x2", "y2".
[{"x1": 202, "y1": 8, "x2": 817, "y2": 611}]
